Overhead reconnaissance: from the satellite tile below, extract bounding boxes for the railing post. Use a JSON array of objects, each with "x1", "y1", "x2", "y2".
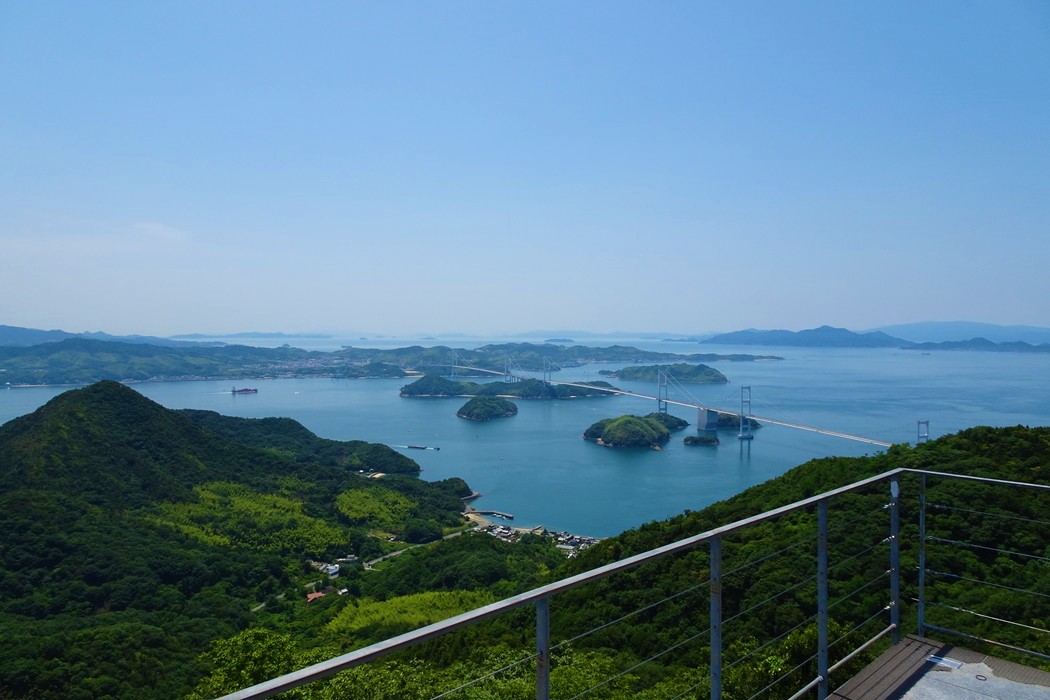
[
  {"x1": 889, "y1": 478, "x2": 901, "y2": 644},
  {"x1": 918, "y1": 473, "x2": 927, "y2": 637},
  {"x1": 817, "y1": 500, "x2": 829, "y2": 699},
  {"x1": 710, "y1": 535, "x2": 722, "y2": 700},
  {"x1": 536, "y1": 596, "x2": 550, "y2": 700}
]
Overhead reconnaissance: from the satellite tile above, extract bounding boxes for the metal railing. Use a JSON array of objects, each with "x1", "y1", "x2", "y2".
[{"x1": 219, "y1": 468, "x2": 1049, "y2": 700}]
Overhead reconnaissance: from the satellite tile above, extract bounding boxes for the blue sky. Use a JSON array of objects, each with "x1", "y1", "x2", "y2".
[{"x1": 2, "y1": 2, "x2": 1048, "y2": 336}]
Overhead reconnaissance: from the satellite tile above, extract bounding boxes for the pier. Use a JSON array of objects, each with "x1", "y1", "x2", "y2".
[{"x1": 464, "y1": 505, "x2": 514, "y2": 520}]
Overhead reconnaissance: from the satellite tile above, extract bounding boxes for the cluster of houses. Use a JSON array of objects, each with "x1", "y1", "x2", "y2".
[
  {"x1": 301, "y1": 527, "x2": 604, "y2": 604},
  {"x1": 477, "y1": 524, "x2": 600, "y2": 557},
  {"x1": 549, "y1": 530, "x2": 600, "y2": 556}
]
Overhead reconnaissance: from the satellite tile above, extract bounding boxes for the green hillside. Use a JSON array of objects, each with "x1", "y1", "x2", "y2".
[
  {"x1": 0, "y1": 382, "x2": 472, "y2": 699},
  {"x1": 2, "y1": 381, "x2": 1047, "y2": 699},
  {"x1": 190, "y1": 426, "x2": 1050, "y2": 698}
]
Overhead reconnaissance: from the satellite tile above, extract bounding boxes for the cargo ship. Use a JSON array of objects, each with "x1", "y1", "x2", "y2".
[{"x1": 231, "y1": 387, "x2": 258, "y2": 394}]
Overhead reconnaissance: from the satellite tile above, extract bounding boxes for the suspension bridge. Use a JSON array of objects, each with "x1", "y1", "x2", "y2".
[{"x1": 448, "y1": 360, "x2": 896, "y2": 448}]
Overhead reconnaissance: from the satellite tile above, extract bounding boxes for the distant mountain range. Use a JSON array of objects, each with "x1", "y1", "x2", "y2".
[
  {"x1": 701, "y1": 325, "x2": 908, "y2": 348},
  {"x1": 700, "y1": 324, "x2": 1050, "y2": 352},
  {"x1": 0, "y1": 324, "x2": 213, "y2": 348},
  {"x1": 867, "y1": 321, "x2": 1050, "y2": 345},
  {"x1": 170, "y1": 331, "x2": 333, "y2": 339},
  {"x1": 5, "y1": 322, "x2": 1050, "y2": 356}
]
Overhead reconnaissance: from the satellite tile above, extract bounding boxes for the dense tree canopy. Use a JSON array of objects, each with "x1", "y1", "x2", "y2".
[
  {"x1": 2, "y1": 381, "x2": 1048, "y2": 699},
  {"x1": 456, "y1": 396, "x2": 519, "y2": 421}
]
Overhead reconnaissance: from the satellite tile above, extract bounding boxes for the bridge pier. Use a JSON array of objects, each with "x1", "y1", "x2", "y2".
[{"x1": 700, "y1": 408, "x2": 719, "y2": 431}]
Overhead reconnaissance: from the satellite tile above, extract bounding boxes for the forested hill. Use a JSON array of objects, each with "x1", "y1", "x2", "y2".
[
  {"x1": 3, "y1": 382, "x2": 1048, "y2": 698},
  {"x1": 0, "y1": 381, "x2": 473, "y2": 700},
  {"x1": 184, "y1": 425, "x2": 1050, "y2": 699},
  {"x1": 177, "y1": 409, "x2": 420, "y2": 475},
  {"x1": 0, "y1": 380, "x2": 242, "y2": 508}
]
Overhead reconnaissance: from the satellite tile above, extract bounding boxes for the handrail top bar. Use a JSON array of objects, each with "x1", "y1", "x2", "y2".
[
  {"x1": 900, "y1": 468, "x2": 1050, "y2": 492},
  {"x1": 219, "y1": 466, "x2": 1045, "y2": 699},
  {"x1": 218, "y1": 468, "x2": 908, "y2": 699}
]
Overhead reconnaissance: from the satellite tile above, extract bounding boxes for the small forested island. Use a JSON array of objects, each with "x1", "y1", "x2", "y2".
[
  {"x1": 583, "y1": 412, "x2": 689, "y2": 448},
  {"x1": 400, "y1": 374, "x2": 618, "y2": 399},
  {"x1": 717, "y1": 413, "x2": 762, "y2": 430},
  {"x1": 456, "y1": 396, "x2": 518, "y2": 421},
  {"x1": 684, "y1": 433, "x2": 720, "y2": 446},
  {"x1": 599, "y1": 362, "x2": 728, "y2": 384}
]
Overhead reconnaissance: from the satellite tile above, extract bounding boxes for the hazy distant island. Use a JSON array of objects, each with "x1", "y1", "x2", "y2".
[
  {"x1": 456, "y1": 396, "x2": 518, "y2": 421},
  {"x1": 583, "y1": 412, "x2": 689, "y2": 449},
  {"x1": 401, "y1": 374, "x2": 618, "y2": 399},
  {"x1": 171, "y1": 331, "x2": 334, "y2": 339},
  {"x1": 871, "y1": 321, "x2": 1050, "y2": 345},
  {"x1": 702, "y1": 325, "x2": 908, "y2": 348},
  {"x1": 901, "y1": 338, "x2": 1050, "y2": 353},
  {"x1": 0, "y1": 324, "x2": 218, "y2": 348},
  {"x1": 0, "y1": 328, "x2": 783, "y2": 386},
  {"x1": 599, "y1": 363, "x2": 728, "y2": 384},
  {"x1": 544, "y1": 338, "x2": 574, "y2": 344}
]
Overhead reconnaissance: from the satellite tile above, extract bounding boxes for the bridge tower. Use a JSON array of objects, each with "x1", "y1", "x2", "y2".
[
  {"x1": 738, "y1": 386, "x2": 754, "y2": 441},
  {"x1": 657, "y1": 370, "x2": 669, "y2": 414},
  {"x1": 451, "y1": 351, "x2": 460, "y2": 379},
  {"x1": 543, "y1": 359, "x2": 553, "y2": 385},
  {"x1": 917, "y1": 420, "x2": 930, "y2": 444},
  {"x1": 504, "y1": 355, "x2": 514, "y2": 382}
]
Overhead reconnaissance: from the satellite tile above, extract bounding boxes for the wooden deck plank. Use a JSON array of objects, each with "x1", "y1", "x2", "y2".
[{"x1": 829, "y1": 636, "x2": 949, "y2": 699}]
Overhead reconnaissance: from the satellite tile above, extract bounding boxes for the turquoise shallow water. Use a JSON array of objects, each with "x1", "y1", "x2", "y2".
[{"x1": 2, "y1": 341, "x2": 1048, "y2": 537}]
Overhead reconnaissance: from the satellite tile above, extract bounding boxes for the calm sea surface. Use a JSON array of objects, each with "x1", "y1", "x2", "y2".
[{"x1": 3, "y1": 338, "x2": 1048, "y2": 537}]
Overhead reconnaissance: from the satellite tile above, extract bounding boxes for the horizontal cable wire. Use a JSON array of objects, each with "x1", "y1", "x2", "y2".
[
  {"x1": 724, "y1": 536, "x2": 817, "y2": 578},
  {"x1": 929, "y1": 503, "x2": 1050, "y2": 528},
  {"x1": 924, "y1": 601, "x2": 1050, "y2": 635},
  {"x1": 668, "y1": 678, "x2": 707, "y2": 700},
  {"x1": 923, "y1": 624, "x2": 1050, "y2": 662},
  {"x1": 826, "y1": 507, "x2": 886, "y2": 536},
  {"x1": 828, "y1": 605, "x2": 893, "y2": 653},
  {"x1": 725, "y1": 616, "x2": 817, "y2": 670},
  {"x1": 723, "y1": 577, "x2": 816, "y2": 626},
  {"x1": 429, "y1": 652, "x2": 537, "y2": 699},
  {"x1": 565, "y1": 626, "x2": 713, "y2": 700},
  {"x1": 926, "y1": 536, "x2": 1050, "y2": 563},
  {"x1": 925, "y1": 568, "x2": 1050, "y2": 599},
  {"x1": 551, "y1": 579, "x2": 711, "y2": 650},
  {"x1": 828, "y1": 538, "x2": 889, "y2": 573},
  {"x1": 828, "y1": 570, "x2": 890, "y2": 611},
  {"x1": 745, "y1": 651, "x2": 819, "y2": 700}
]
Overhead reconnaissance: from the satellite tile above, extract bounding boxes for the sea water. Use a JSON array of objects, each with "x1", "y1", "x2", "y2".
[{"x1": 2, "y1": 341, "x2": 1048, "y2": 537}]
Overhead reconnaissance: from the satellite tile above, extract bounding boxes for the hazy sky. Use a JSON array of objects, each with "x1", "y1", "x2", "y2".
[{"x1": 2, "y1": 2, "x2": 1048, "y2": 337}]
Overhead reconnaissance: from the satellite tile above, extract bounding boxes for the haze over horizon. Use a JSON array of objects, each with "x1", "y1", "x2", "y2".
[{"x1": 3, "y1": 3, "x2": 1048, "y2": 337}]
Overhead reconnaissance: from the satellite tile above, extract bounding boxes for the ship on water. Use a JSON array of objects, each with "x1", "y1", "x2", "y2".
[{"x1": 231, "y1": 387, "x2": 258, "y2": 394}]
